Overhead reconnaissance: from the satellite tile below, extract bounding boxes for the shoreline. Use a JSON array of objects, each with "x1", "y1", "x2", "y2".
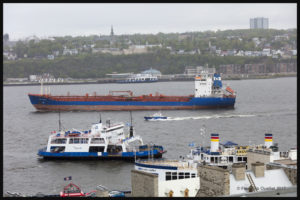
[{"x1": 3, "y1": 73, "x2": 297, "y2": 87}]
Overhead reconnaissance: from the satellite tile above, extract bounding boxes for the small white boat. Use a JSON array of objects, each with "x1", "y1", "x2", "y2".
[{"x1": 144, "y1": 112, "x2": 168, "y2": 121}]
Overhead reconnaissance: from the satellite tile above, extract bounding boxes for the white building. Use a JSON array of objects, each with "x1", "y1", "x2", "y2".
[
  {"x1": 47, "y1": 55, "x2": 55, "y2": 60},
  {"x1": 63, "y1": 48, "x2": 79, "y2": 55},
  {"x1": 134, "y1": 159, "x2": 200, "y2": 197},
  {"x1": 262, "y1": 49, "x2": 271, "y2": 57}
]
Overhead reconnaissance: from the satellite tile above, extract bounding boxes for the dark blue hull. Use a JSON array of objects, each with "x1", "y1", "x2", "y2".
[
  {"x1": 28, "y1": 94, "x2": 236, "y2": 111},
  {"x1": 38, "y1": 149, "x2": 166, "y2": 161}
]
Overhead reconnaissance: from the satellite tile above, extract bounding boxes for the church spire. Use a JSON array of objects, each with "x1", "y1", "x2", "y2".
[{"x1": 110, "y1": 25, "x2": 114, "y2": 37}]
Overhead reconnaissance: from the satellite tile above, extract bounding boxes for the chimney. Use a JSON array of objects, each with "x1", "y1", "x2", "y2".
[
  {"x1": 210, "y1": 133, "x2": 219, "y2": 152},
  {"x1": 264, "y1": 133, "x2": 273, "y2": 148},
  {"x1": 232, "y1": 163, "x2": 246, "y2": 180},
  {"x1": 251, "y1": 162, "x2": 265, "y2": 177}
]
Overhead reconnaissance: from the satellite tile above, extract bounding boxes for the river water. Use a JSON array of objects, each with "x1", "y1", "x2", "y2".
[{"x1": 3, "y1": 77, "x2": 297, "y2": 195}]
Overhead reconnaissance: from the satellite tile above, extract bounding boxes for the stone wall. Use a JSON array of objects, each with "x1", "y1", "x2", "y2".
[
  {"x1": 131, "y1": 169, "x2": 158, "y2": 197},
  {"x1": 196, "y1": 165, "x2": 230, "y2": 197},
  {"x1": 266, "y1": 164, "x2": 297, "y2": 185}
]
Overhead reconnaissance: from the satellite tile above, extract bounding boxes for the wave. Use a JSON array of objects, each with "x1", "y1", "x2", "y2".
[{"x1": 147, "y1": 114, "x2": 256, "y2": 121}]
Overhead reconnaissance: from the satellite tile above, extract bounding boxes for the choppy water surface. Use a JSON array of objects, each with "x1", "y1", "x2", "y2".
[{"x1": 3, "y1": 77, "x2": 297, "y2": 195}]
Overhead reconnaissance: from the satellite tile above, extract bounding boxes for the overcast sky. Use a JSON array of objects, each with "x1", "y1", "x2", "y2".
[{"x1": 4, "y1": 3, "x2": 297, "y2": 41}]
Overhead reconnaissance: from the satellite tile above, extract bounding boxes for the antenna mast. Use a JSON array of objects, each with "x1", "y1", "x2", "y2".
[
  {"x1": 58, "y1": 111, "x2": 61, "y2": 131},
  {"x1": 129, "y1": 111, "x2": 133, "y2": 137}
]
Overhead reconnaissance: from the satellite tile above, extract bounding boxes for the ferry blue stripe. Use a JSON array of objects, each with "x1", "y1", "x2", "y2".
[
  {"x1": 38, "y1": 150, "x2": 159, "y2": 158},
  {"x1": 135, "y1": 162, "x2": 178, "y2": 170}
]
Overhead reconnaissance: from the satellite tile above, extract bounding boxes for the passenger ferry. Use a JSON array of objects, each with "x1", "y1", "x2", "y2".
[
  {"x1": 187, "y1": 133, "x2": 248, "y2": 169},
  {"x1": 134, "y1": 159, "x2": 200, "y2": 197},
  {"x1": 37, "y1": 118, "x2": 166, "y2": 160},
  {"x1": 116, "y1": 73, "x2": 158, "y2": 83},
  {"x1": 187, "y1": 132, "x2": 297, "y2": 169}
]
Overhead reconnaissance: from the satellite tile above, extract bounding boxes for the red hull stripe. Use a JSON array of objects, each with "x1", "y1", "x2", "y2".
[
  {"x1": 265, "y1": 137, "x2": 273, "y2": 139},
  {"x1": 34, "y1": 104, "x2": 233, "y2": 111},
  {"x1": 211, "y1": 137, "x2": 219, "y2": 139}
]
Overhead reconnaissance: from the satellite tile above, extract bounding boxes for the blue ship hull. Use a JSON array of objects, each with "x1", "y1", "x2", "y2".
[
  {"x1": 28, "y1": 94, "x2": 236, "y2": 111},
  {"x1": 38, "y1": 149, "x2": 165, "y2": 160}
]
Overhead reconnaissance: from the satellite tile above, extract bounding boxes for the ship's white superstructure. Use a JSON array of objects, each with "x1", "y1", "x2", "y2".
[
  {"x1": 187, "y1": 132, "x2": 297, "y2": 169},
  {"x1": 194, "y1": 71, "x2": 234, "y2": 98},
  {"x1": 187, "y1": 133, "x2": 247, "y2": 169}
]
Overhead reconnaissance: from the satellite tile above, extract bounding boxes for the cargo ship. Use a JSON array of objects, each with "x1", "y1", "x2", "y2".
[{"x1": 28, "y1": 71, "x2": 236, "y2": 111}]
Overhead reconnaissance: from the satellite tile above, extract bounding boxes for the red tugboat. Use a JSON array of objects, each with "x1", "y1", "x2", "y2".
[{"x1": 60, "y1": 183, "x2": 85, "y2": 197}]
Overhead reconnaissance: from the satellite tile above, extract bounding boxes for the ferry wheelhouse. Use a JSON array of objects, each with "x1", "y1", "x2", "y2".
[{"x1": 37, "y1": 119, "x2": 166, "y2": 160}]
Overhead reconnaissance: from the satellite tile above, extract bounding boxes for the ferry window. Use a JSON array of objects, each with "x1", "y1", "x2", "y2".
[
  {"x1": 191, "y1": 173, "x2": 196, "y2": 178},
  {"x1": 89, "y1": 146, "x2": 105, "y2": 152},
  {"x1": 166, "y1": 172, "x2": 171, "y2": 181},
  {"x1": 74, "y1": 138, "x2": 79, "y2": 144},
  {"x1": 172, "y1": 172, "x2": 177, "y2": 180},
  {"x1": 91, "y1": 138, "x2": 104, "y2": 144},
  {"x1": 238, "y1": 157, "x2": 242, "y2": 161},
  {"x1": 80, "y1": 138, "x2": 88, "y2": 144},
  {"x1": 69, "y1": 138, "x2": 73, "y2": 144},
  {"x1": 185, "y1": 173, "x2": 190, "y2": 178},
  {"x1": 51, "y1": 138, "x2": 66, "y2": 144},
  {"x1": 50, "y1": 146, "x2": 65, "y2": 153},
  {"x1": 229, "y1": 156, "x2": 233, "y2": 162},
  {"x1": 243, "y1": 157, "x2": 247, "y2": 162},
  {"x1": 179, "y1": 172, "x2": 184, "y2": 179}
]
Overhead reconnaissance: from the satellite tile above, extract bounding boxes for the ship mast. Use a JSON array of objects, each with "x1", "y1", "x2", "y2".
[
  {"x1": 40, "y1": 79, "x2": 43, "y2": 95},
  {"x1": 129, "y1": 111, "x2": 133, "y2": 137},
  {"x1": 58, "y1": 111, "x2": 62, "y2": 131}
]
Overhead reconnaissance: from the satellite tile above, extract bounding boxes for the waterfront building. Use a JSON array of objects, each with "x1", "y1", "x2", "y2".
[{"x1": 132, "y1": 159, "x2": 200, "y2": 197}]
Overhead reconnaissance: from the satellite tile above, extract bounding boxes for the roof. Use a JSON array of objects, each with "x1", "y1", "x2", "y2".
[
  {"x1": 141, "y1": 68, "x2": 161, "y2": 75},
  {"x1": 229, "y1": 168, "x2": 293, "y2": 196},
  {"x1": 220, "y1": 141, "x2": 238, "y2": 146}
]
